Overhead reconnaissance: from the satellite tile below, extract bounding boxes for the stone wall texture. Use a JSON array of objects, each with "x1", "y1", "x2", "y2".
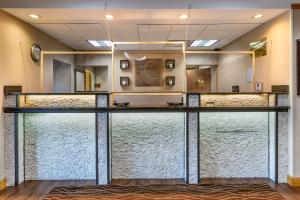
[
  {"x1": 4, "y1": 113, "x2": 15, "y2": 186},
  {"x1": 24, "y1": 113, "x2": 96, "y2": 180},
  {"x1": 200, "y1": 112, "x2": 269, "y2": 178},
  {"x1": 200, "y1": 94, "x2": 269, "y2": 107},
  {"x1": 4, "y1": 95, "x2": 17, "y2": 186},
  {"x1": 23, "y1": 95, "x2": 96, "y2": 107},
  {"x1": 278, "y1": 112, "x2": 288, "y2": 183},
  {"x1": 111, "y1": 113, "x2": 186, "y2": 179}
]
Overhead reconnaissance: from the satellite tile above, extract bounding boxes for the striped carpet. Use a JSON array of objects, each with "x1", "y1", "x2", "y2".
[{"x1": 43, "y1": 184, "x2": 284, "y2": 200}]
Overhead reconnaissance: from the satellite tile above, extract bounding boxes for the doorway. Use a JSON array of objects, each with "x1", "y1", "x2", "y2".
[
  {"x1": 186, "y1": 65, "x2": 217, "y2": 93},
  {"x1": 53, "y1": 59, "x2": 72, "y2": 93}
]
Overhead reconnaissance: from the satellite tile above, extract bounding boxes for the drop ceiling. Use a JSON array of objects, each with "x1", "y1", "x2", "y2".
[{"x1": 3, "y1": 8, "x2": 287, "y2": 50}]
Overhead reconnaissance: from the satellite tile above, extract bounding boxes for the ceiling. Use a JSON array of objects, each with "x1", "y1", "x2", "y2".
[
  {"x1": 1, "y1": 0, "x2": 300, "y2": 9},
  {"x1": 3, "y1": 8, "x2": 287, "y2": 50}
]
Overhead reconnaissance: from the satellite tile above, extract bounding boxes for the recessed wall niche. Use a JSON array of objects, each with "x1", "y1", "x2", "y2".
[
  {"x1": 166, "y1": 76, "x2": 175, "y2": 86},
  {"x1": 120, "y1": 60, "x2": 129, "y2": 69},
  {"x1": 120, "y1": 77, "x2": 130, "y2": 86},
  {"x1": 166, "y1": 59, "x2": 175, "y2": 69}
]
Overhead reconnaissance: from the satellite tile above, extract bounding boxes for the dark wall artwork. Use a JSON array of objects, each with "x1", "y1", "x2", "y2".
[{"x1": 135, "y1": 59, "x2": 163, "y2": 87}]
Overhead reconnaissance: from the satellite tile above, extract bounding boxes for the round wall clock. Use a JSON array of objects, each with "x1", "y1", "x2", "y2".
[{"x1": 31, "y1": 44, "x2": 42, "y2": 62}]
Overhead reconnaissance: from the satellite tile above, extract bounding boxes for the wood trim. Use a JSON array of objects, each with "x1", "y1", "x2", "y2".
[
  {"x1": 0, "y1": 178, "x2": 6, "y2": 190},
  {"x1": 288, "y1": 176, "x2": 300, "y2": 187},
  {"x1": 291, "y1": 4, "x2": 300, "y2": 9}
]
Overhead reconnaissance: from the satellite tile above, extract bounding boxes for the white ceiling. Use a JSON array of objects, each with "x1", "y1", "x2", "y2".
[
  {"x1": 3, "y1": 8, "x2": 287, "y2": 50},
  {"x1": 1, "y1": 0, "x2": 300, "y2": 9}
]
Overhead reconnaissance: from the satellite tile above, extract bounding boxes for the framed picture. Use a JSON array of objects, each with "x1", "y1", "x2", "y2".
[
  {"x1": 120, "y1": 60, "x2": 129, "y2": 69},
  {"x1": 250, "y1": 37, "x2": 267, "y2": 58},
  {"x1": 120, "y1": 77, "x2": 130, "y2": 86},
  {"x1": 166, "y1": 76, "x2": 175, "y2": 86},
  {"x1": 166, "y1": 59, "x2": 175, "y2": 69},
  {"x1": 135, "y1": 59, "x2": 163, "y2": 87}
]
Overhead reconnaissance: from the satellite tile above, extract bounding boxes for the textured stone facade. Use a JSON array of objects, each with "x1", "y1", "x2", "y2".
[
  {"x1": 23, "y1": 95, "x2": 96, "y2": 107},
  {"x1": 187, "y1": 94, "x2": 199, "y2": 183},
  {"x1": 201, "y1": 94, "x2": 269, "y2": 107},
  {"x1": 4, "y1": 95, "x2": 17, "y2": 186},
  {"x1": 278, "y1": 112, "x2": 288, "y2": 183},
  {"x1": 24, "y1": 113, "x2": 96, "y2": 180},
  {"x1": 111, "y1": 113, "x2": 186, "y2": 179},
  {"x1": 200, "y1": 112, "x2": 269, "y2": 178},
  {"x1": 97, "y1": 94, "x2": 110, "y2": 184},
  {"x1": 3, "y1": 93, "x2": 289, "y2": 185},
  {"x1": 4, "y1": 113, "x2": 15, "y2": 186}
]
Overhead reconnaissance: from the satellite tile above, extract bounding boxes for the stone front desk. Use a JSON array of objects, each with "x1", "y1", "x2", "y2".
[{"x1": 3, "y1": 93, "x2": 289, "y2": 186}]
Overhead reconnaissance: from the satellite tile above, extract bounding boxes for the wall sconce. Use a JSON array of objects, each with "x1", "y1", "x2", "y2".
[
  {"x1": 120, "y1": 60, "x2": 130, "y2": 69},
  {"x1": 120, "y1": 77, "x2": 130, "y2": 86},
  {"x1": 166, "y1": 76, "x2": 175, "y2": 86},
  {"x1": 166, "y1": 59, "x2": 175, "y2": 69}
]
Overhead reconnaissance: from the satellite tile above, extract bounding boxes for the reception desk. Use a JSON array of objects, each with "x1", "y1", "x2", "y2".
[{"x1": 3, "y1": 92, "x2": 289, "y2": 186}]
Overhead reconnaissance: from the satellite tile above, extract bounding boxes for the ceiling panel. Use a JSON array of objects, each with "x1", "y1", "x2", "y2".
[
  {"x1": 196, "y1": 30, "x2": 233, "y2": 40},
  {"x1": 106, "y1": 23, "x2": 138, "y2": 32},
  {"x1": 9, "y1": 8, "x2": 287, "y2": 50},
  {"x1": 32, "y1": 23, "x2": 70, "y2": 33},
  {"x1": 66, "y1": 23, "x2": 105, "y2": 31},
  {"x1": 150, "y1": 24, "x2": 172, "y2": 32},
  {"x1": 137, "y1": 25, "x2": 150, "y2": 32},
  {"x1": 150, "y1": 31, "x2": 170, "y2": 41},
  {"x1": 73, "y1": 31, "x2": 108, "y2": 40},
  {"x1": 110, "y1": 31, "x2": 139, "y2": 41},
  {"x1": 205, "y1": 24, "x2": 242, "y2": 31},
  {"x1": 187, "y1": 25, "x2": 206, "y2": 31},
  {"x1": 140, "y1": 44, "x2": 164, "y2": 50},
  {"x1": 115, "y1": 44, "x2": 141, "y2": 50},
  {"x1": 168, "y1": 31, "x2": 199, "y2": 41},
  {"x1": 59, "y1": 40, "x2": 94, "y2": 50}
]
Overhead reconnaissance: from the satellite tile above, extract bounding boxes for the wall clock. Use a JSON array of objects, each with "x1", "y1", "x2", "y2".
[{"x1": 31, "y1": 44, "x2": 42, "y2": 62}]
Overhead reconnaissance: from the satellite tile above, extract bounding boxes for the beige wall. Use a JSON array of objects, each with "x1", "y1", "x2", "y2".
[
  {"x1": 113, "y1": 52, "x2": 185, "y2": 92},
  {"x1": 291, "y1": 9, "x2": 300, "y2": 178},
  {"x1": 0, "y1": 10, "x2": 72, "y2": 181},
  {"x1": 219, "y1": 11, "x2": 290, "y2": 92}
]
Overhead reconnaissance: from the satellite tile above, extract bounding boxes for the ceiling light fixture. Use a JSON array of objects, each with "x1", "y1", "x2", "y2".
[
  {"x1": 29, "y1": 14, "x2": 40, "y2": 19},
  {"x1": 104, "y1": 2, "x2": 114, "y2": 20},
  {"x1": 87, "y1": 40, "x2": 112, "y2": 47},
  {"x1": 190, "y1": 40, "x2": 218, "y2": 47},
  {"x1": 179, "y1": 5, "x2": 191, "y2": 20},
  {"x1": 105, "y1": 14, "x2": 114, "y2": 20},
  {"x1": 254, "y1": 14, "x2": 264, "y2": 19},
  {"x1": 179, "y1": 14, "x2": 189, "y2": 20}
]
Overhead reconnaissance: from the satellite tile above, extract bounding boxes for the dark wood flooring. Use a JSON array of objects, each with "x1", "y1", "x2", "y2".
[{"x1": 0, "y1": 179, "x2": 299, "y2": 200}]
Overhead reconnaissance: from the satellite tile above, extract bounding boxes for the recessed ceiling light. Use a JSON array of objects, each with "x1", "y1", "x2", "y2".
[
  {"x1": 105, "y1": 14, "x2": 114, "y2": 20},
  {"x1": 179, "y1": 14, "x2": 189, "y2": 20},
  {"x1": 254, "y1": 14, "x2": 264, "y2": 19},
  {"x1": 29, "y1": 14, "x2": 40, "y2": 19},
  {"x1": 190, "y1": 40, "x2": 218, "y2": 47},
  {"x1": 87, "y1": 40, "x2": 112, "y2": 47}
]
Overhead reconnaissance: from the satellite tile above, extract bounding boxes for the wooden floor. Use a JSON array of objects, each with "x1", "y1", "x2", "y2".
[{"x1": 0, "y1": 179, "x2": 300, "y2": 200}]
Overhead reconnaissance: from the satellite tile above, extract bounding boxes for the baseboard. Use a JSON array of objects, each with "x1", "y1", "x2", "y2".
[
  {"x1": 288, "y1": 176, "x2": 300, "y2": 187},
  {"x1": 0, "y1": 178, "x2": 6, "y2": 190}
]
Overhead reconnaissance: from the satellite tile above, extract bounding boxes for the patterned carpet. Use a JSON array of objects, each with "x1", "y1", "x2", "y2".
[{"x1": 43, "y1": 184, "x2": 284, "y2": 200}]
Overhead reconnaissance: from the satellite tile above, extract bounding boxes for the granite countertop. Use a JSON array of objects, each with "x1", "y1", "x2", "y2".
[{"x1": 3, "y1": 106, "x2": 289, "y2": 113}]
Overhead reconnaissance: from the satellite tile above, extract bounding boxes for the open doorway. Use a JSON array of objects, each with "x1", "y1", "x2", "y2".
[
  {"x1": 53, "y1": 59, "x2": 72, "y2": 93},
  {"x1": 75, "y1": 66, "x2": 108, "y2": 92},
  {"x1": 186, "y1": 65, "x2": 217, "y2": 93}
]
